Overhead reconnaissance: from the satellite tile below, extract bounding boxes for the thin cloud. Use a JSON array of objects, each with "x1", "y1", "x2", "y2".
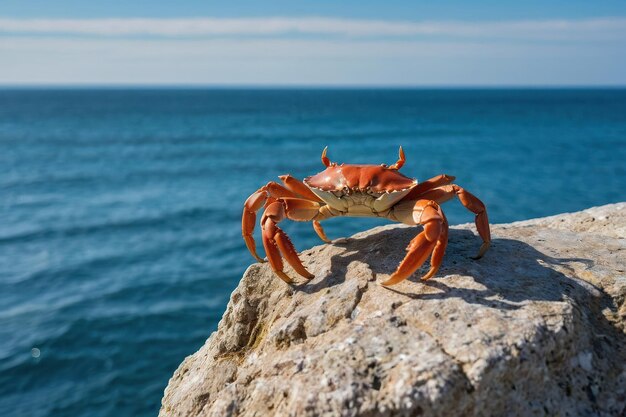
[
  {"x1": 0, "y1": 17, "x2": 625, "y2": 40},
  {"x1": 2, "y1": 36, "x2": 624, "y2": 85}
]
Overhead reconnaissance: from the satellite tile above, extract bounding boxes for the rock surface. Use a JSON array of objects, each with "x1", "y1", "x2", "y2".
[{"x1": 160, "y1": 203, "x2": 626, "y2": 417}]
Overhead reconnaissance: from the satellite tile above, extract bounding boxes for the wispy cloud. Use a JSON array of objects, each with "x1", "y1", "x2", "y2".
[
  {"x1": 1, "y1": 17, "x2": 625, "y2": 41},
  {"x1": 2, "y1": 35, "x2": 624, "y2": 86},
  {"x1": 1, "y1": 16, "x2": 625, "y2": 85}
]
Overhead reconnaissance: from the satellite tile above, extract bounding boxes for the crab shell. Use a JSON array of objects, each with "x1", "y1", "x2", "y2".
[{"x1": 304, "y1": 164, "x2": 418, "y2": 215}]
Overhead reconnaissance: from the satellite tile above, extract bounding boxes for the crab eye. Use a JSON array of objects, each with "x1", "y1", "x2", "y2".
[{"x1": 381, "y1": 164, "x2": 388, "y2": 168}]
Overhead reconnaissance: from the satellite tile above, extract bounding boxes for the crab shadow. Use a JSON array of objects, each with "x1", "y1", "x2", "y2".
[
  {"x1": 291, "y1": 225, "x2": 626, "y2": 387},
  {"x1": 298, "y1": 226, "x2": 602, "y2": 313}
]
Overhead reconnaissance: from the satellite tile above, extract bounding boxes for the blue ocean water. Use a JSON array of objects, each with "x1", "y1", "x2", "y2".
[{"x1": 0, "y1": 89, "x2": 625, "y2": 416}]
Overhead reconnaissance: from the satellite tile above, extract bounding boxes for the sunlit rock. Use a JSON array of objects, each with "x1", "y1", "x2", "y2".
[{"x1": 160, "y1": 203, "x2": 626, "y2": 417}]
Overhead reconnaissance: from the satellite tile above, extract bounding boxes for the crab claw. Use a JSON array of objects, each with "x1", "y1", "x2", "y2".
[
  {"x1": 241, "y1": 175, "x2": 326, "y2": 277},
  {"x1": 259, "y1": 199, "x2": 323, "y2": 283},
  {"x1": 381, "y1": 201, "x2": 446, "y2": 285},
  {"x1": 262, "y1": 205, "x2": 315, "y2": 283},
  {"x1": 382, "y1": 234, "x2": 436, "y2": 286}
]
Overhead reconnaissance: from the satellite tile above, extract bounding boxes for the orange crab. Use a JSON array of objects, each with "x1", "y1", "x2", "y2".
[{"x1": 242, "y1": 147, "x2": 490, "y2": 285}]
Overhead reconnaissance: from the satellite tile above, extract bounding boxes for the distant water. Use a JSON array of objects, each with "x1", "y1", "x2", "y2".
[{"x1": 1, "y1": 89, "x2": 625, "y2": 417}]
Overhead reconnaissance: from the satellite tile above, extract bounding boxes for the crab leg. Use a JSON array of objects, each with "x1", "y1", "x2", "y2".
[
  {"x1": 261, "y1": 197, "x2": 323, "y2": 283},
  {"x1": 402, "y1": 174, "x2": 456, "y2": 201},
  {"x1": 422, "y1": 208, "x2": 448, "y2": 280},
  {"x1": 382, "y1": 200, "x2": 446, "y2": 285},
  {"x1": 242, "y1": 191, "x2": 268, "y2": 262},
  {"x1": 242, "y1": 181, "x2": 301, "y2": 262},
  {"x1": 416, "y1": 184, "x2": 491, "y2": 259},
  {"x1": 312, "y1": 205, "x2": 339, "y2": 243},
  {"x1": 313, "y1": 220, "x2": 331, "y2": 243},
  {"x1": 278, "y1": 174, "x2": 333, "y2": 243},
  {"x1": 278, "y1": 174, "x2": 323, "y2": 202}
]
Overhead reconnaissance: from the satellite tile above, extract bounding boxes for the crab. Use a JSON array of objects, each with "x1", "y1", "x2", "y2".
[{"x1": 242, "y1": 147, "x2": 490, "y2": 285}]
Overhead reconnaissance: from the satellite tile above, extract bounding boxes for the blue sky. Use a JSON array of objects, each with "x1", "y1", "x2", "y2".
[
  {"x1": 3, "y1": 0, "x2": 625, "y2": 20},
  {"x1": 1, "y1": 1, "x2": 625, "y2": 85}
]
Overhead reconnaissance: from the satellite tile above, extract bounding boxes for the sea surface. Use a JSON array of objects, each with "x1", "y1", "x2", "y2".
[{"x1": 1, "y1": 88, "x2": 625, "y2": 417}]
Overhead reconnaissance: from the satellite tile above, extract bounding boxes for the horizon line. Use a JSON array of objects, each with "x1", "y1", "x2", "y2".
[{"x1": 2, "y1": 83, "x2": 626, "y2": 89}]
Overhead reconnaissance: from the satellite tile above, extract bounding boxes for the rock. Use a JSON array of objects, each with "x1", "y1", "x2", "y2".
[{"x1": 160, "y1": 203, "x2": 626, "y2": 417}]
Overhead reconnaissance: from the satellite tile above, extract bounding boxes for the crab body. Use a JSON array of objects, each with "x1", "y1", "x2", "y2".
[
  {"x1": 305, "y1": 164, "x2": 416, "y2": 216},
  {"x1": 242, "y1": 147, "x2": 491, "y2": 285}
]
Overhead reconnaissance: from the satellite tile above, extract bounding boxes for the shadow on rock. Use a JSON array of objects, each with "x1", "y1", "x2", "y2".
[
  {"x1": 305, "y1": 227, "x2": 599, "y2": 311},
  {"x1": 303, "y1": 226, "x2": 626, "y2": 392}
]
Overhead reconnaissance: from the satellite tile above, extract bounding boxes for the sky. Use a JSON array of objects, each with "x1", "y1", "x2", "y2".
[{"x1": 1, "y1": 1, "x2": 625, "y2": 86}]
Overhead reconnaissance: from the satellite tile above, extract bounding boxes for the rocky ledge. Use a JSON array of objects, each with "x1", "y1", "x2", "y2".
[{"x1": 160, "y1": 203, "x2": 626, "y2": 417}]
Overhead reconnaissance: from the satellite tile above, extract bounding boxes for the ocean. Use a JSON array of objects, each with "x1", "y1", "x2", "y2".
[{"x1": 1, "y1": 88, "x2": 625, "y2": 416}]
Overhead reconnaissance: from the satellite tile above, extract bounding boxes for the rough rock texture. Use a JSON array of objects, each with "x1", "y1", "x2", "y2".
[{"x1": 160, "y1": 203, "x2": 626, "y2": 417}]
